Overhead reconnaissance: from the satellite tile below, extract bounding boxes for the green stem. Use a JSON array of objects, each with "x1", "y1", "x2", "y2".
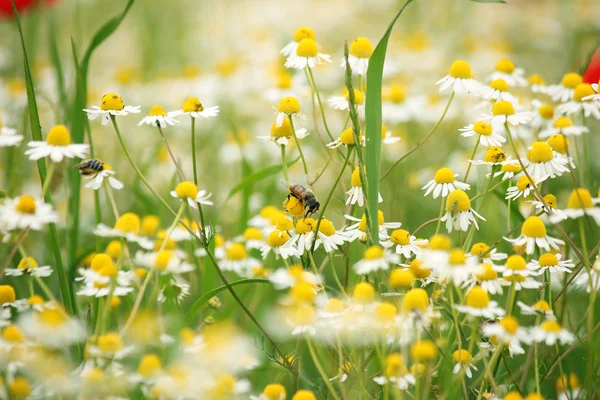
[
  {"x1": 435, "y1": 197, "x2": 444, "y2": 235},
  {"x1": 289, "y1": 117, "x2": 309, "y2": 176},
  {"x1": 579, "y1": 218, "x2": 595, "y2": 390},
  {"x1": 191, "y1": 117, "x2": 198, "y2": 185},
  {"x1": 281, "y1": 144, "x2": 289, "y2": 181},
  {"x1": 306, "y1": 338, "x2": 341, "y2": 400},
  {"x1": 463, "y1": 140, "x2": 480, "y2": 183},
  {"x1": 157, "y1": 125, "x2": 185, "y2": 182},
  {"x1": 41, "y1": 162, "x2": 56, "y2": 197},
  {"x1": 306, "y1": 66, "x2": 334, "y2": 141}
]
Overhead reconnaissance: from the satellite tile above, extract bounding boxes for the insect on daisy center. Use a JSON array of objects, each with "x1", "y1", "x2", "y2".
[
  {"x1": 349, "y1": 37, "x2": 373, "y2": 58},
  {"x1": 100, "y1": 92, "x2": 124, "y2": 111},
  {"x1": 353, "y1": 282, "x2": 375, "y2": 304},
  {"x1": 492, "y1": 100, "x2": 515, "y2": 116},
  {"x1": 560, "y1": 72, "x2": 582, "y2": 89},
  {"x1": 182, "y1": 97, "x2": 203, "y2": 113},
  {"x1": 465, "y1": 286, "x2": 490, "y2": 308},
  {"x1": 541, "y1": 320, "x2": 562, "y2": 333},
  {"x1": 553, "y1": 116, "x2": 573, "y2": 129},
  {"x1": 46, "y1": 125, "x2": 72, "y2": 146},
  {"x1": 15, "y1": 195, "x2": 36, "y2": 214},
  {"x1": 476, "y1": 264, "x2": 498, "y2": 281},
  {"x1": 483, "y1": 146, "x2": 506, "y2": 163},
  {"x1": 278, "y1": 96, "x2": 300, "y2": 114},
  {"x1": 547, "y1": 134, "x2": 569, "y2": 154},
  {"x1": 495, "y1": 58, "x2": 515, "y2": 73},
  {"x1": 434, "y1": 167, "x2": 456, "y2": 183},
  {"x1": 364, "y1": 245, "x2": 384, "y2": 260},
  {"x1": 390, "y1": 229, "x2": 411, "y2": 245},
  {"x1": 453, "y1": 349, "x2": 472, "y2": 364},
  {"x1": 402, "y1": 288, "x2": 429, "y2": 313},
  {"x1": 226, "y1": 243, "x2": 247, "y2": 261},
  {"x1": 473, "y1": 121, "x2": 493, "y2": 136},
  {"x1": 538, "y1": 253, "x2": 559, "y2": 267},
  {"x1": 538, "y1": 104, "x2": 554, "y2": 119},
  {"x1": 573, "y1": 83, "x2": 594, "y2": 102},
  {"x1": 285, "y1": 196, "x2": 305, "y2": 216},
  {"x1": 446, "y1": 190, "x2": 471, "y2": 213},
  {"x1": 114, "y1": 212, "x2": 141, "y2": 234},
  {"x1": 543, "y1": 194, "x2": 557, "y2": 208},
  {"x1": 293, "y1": 26, "x2": 315, "y2": 42},
  {"x1": 296, "y1": 38, "x2": 318, "y2": 57},
  {"x1": 148, "y1": 105, "x2": 167, "y2": 116},
  {"x1": 527, "y1": 142, "x2": 554, "y2": 163},
  {"x1": 500, "y1": 316, "x2": 519, "y2": 335},
  {"x1": 489, "y1": 79, "x2": 509, "y2": 92},
  {"x1": 448, "y1": 60, "x2": 472, "y2": 79}
]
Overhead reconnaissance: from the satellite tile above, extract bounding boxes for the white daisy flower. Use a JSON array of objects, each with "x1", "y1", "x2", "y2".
[
  {"x1": 93, "y1": 212, "x2": 154, "y2": 250},
  {"x1": 440, "y1": 190, "x2": 485, "y2": 233},
  {"x1": 25, "y1": 125, "x2": 89, "y2": 163},
  {"x1": 137, "y1": 105, "x2": 179, "y2": 127},
  {"x1": 452, "y1": 350, "x2": 478, "y2": 378},
  {"x1": 216, "y1": 242, "x2": 261, "y2": 275},
  {"x1": 428, "y1": 248, "x2": 477, "y2": 285},
  {"x1": 328, "y1": 89, "x2": 364, "y2": 112},
  {"x1": 487, "y1": 59, "x2": 527, "y2": 87},
  {"x1": 436, "y1": 60, "x2": 480, "y2": 94},
  {"x1": 529, "y1": 100, "x2": 555, "y2": 130},
  {"x1": 268, "y1": 265, "x2": 320, "y2": 290},
  {"x1": 18, "y1": 308, "x2": 86, "y2": 348},
  {"x1": 83, "y1": 169, "x2": 124, "y2": 190},
  {"x1": 373, "y1": 353, "x2": 415, "y2": 391},
  {"x1": 284, "y1": 38, "x2": 331, "y2": 70},
  {"x1": 422, "y1": 168, "x2": 470, "y2": 199},
  {"x1": 467, "y1": 242, "x2": 507, "y2": 264},
  {"x1": 469, "y1": 146, "x2": 509, "y2": 167},
  {"x1": 170, "y1": 181, "x2": 213, "y2": 209},
  {"x1": 481, "y1": 316, "x2": 528, "y2": 357},
  {"x1": 0, "y1": 195, "x2": 58, "y2": 231},
  {"x1": 463, "y1": 263, "x2": 503, "y2": 295},
  {"x1": 484, "y1": 101, "x2": 532, "y2": 127},
  {"x1": 539, "y1": 116, "x2": 588, "y2": 139},
  {"x1": 546, "y1": 72, "x2": 582, "y2": 103},
  {"x1": 354, "y1": 246, "x2": 400, "y2": 275},
  {"x1": 169, "y1": 97, "x2": 219, "y2": 119},
  {"x1": 258, "y1": 118, "x2": 309, "y2": 146},
  {"x1": 505, "y1": 175, "x2": 541, "y2": 201},
  {"x1": 343, "y1": 212, "x2": 402, "y2": 243},
  {"x1": 280, "y1": 26, "x2": 315, "y2": 57},
  {"x1": 77, "y1": 268, "x2": 135, "y2": 298},
  {"x1": 528, "y1": 74, "x2": 548, "y2": 94},
  {"x1": 517, "y1": 300, "x2": 554, "y2": 318},
  {"x1": 274, "y1": 96, "x2": 303, "y2": 128},
  {"x1": 5, "y1": 257, "x2": 53, "y2": 278},
  {"x1": 286, "y1": 304, "x2": 317, "y2": 336},
  {"x1": 381, "y1": 229, "x2": 427, "y2": 259},
  {"x1": 530, "y1": 319, "x2": 575, "y2": 346},
  {"x1": 475, "y1": 79, "x2": 518, "y2": 104},
  {"x1": 341, "y1": 37, "x2": 373, "y2": 75},
  {"x1": 260, "y1": 230, "x2": 295, "y2": 259},
  {"x1": 83, "y1": 92, "x2": 141, "y2": 125},
  {"x1": 0, "y1": 124, "x2": 23, "y2": 147},
  {"x1": 527, "y1": 253, "x2": 574, "y2": 275},
  {"x1": 134, "y1": 250, "x2": 194, "y2": 276},
  {"x1": 558, "y1": 83, "x2": 600, "y2": 119},
  {"x1": 528, "y1": 193, "x2": 566, "y2": 219},
  {"x1": 498, "y1": 255, "x2": 542, "y2": 291},
  {"x1": 346, "y1": 167, "x2": 383, "y2": 206},
  {"x1": 549, "y1": 188, "x2": 600, "y2": 225},
  {"x1": 459, "y1": 120, "x2": 506, "y2": 147},
  {"x1": 504, "y1": 216, "x2": 564, "y2": 255},
  {"x1": 455, "y1": 285, "x2": 505, "y2": 318},
  {"x1": 525, "y1": 141, "x2": 570, "y2": 182}
]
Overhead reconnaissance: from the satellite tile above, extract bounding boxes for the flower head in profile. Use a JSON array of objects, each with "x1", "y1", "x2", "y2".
[
  {"x1": 344, "y1": 210, "x2": 401, "y2": 242},
  {"x1": 281, "y1": 26, "x2": 315, "y2": 57},
  {"x1": 94, "y1": 212, "x2": 154, "y2": 250},
  {"x1": 487, "y1": 58, "x2": 527, "y2": 87},
  {"x1": 328, "y1": 89, "x2": 365, "y2": 112},
  {"x1": 373, "y1": 353, "x2": 415, "y2": 390},
  {"x1": 485, "y1": 100, "x2": 531, "y2": 127},
  {"x1": 539, "y1": 116, "x2": 588, "y2": 139},
  {"x1": 459, "y1": 120, "x2": 506, "y2": 147},
  {"x1": 170, "y1": 97, "x2": 219, "y2": 119},
  {"x1": 138, "y1": 105, "x2": 179, "y2": 127},
  {"x1": 25, "y1": 125, "x2": 89, "y2": 163},
  {"x1": 345, "y1": 167, "x2": 383, "y2": 206},
  {"x1": 0, "y1": 121, "x2": 23, "y2": 147},
  {"x1": 452, "y1": 349, "x2": 478, "y2": 378},
  {"x1": 382, "y1": 229, "x2": 427, "y2": 259},
  {"x1": 436, "y1": 60, "x2": 480, "y2": 94},
  {"x1": 353, "y1": 246, "x2": 400, "y2": 275},
  {"x1": 469, "y1": 146, "x2": 507, "y2": 166},
  {"x1": 0, "y1": 194, "x2": 58, "y2": 231},
  {"x1": 550, "y1": 188, "x2": 600, "y2": 225},
  {"x1": 476, "y1": 78, "x2": 518, "y2": 104},
  {"x1": 482, "y1": 316, "x2": 528, "y2": 357},
  {"x1": 455, "y1": 285, "x2": 505, "y2": 318},
  {"x1": 75, "y1": 159, "x2": 124, "y2": 190},
  {"x1": 275, "y1": 96, "x2": 302, "y2": 127},
  {"x1": 284, "y1": 38, "x2": 331, "y2": 69},
  {"x1": 530, "y1": 319, "x2": 575, "y2": 346},
  {"x1": 528, "y1": 73, "x2": 548, "y2": 94},
  {"x1": 83, "y1": 92, "x2": 141, "y2": 125},
  {"x1": 18, "y1": 307, "x2": 86, "y2": 348},
  {"x1": 440, "y1": 189, "x2": 485, "y2": 233},
  {"x1": 259, "y1": 118, "x2": 308, "y2": 146},
  {"x1": 170, "y1": 181, "x2": 213, "y2": 209},
  {"x1": 528, "y1": 252, "x2": 574, "y2": 275},
  {"x1": 341, "y1": 37, "x2": 373, "y2": 75},
  {"x1": 504, "y1": 216, "x2": 564, "y2": 254},
  {"x1": 525, "y1": 141, "x2": 569, "y2": 181},
  {"x1": 547, "y1": 72, "x2": 582, "y2": 102},
  {"x1": 422, "y1": 168, "x2": 470, "y2": 199},
  {"x1": 5, "y1": 257, "x2": 53, "y2": 278},
  {"x1": 497, "y1": 255, "x2": 542, "y2": 291},
  {"x1": 505, "y1": 175, "x2": 538, "y2": 201},
  {"x1": 517, "y1": 299, "x2": 554, "y2": 318}
]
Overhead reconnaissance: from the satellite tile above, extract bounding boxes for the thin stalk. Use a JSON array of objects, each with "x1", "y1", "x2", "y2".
[
  {"x1": 463, "y1": 140, "x2": 480, "y2": 183},
  {"x1": 157, "y1": 125, "x2": 185, "y2": 182},
  {"x1": 41, "y1": 162, "x2": 57, "y2": 197},
  {"x1": 306, "y1": 66, "x2": 334, "y2": 141},
  {"x1": 435, "y1": 197, "x2": 444, "y2": 235},
  {"x1": 281, "y1": 144, "x2": 289, "y2": 181},
  {"x1": 579, "y1": 218, "x2": 595, "y2": 391},
  {"x1": 191, "y1": 117, "x2": 198, "y2": 185},
  {"x1": 289, "y1": 117, "x2": 309, "y2": 176},
  {"x1": 306, "y1": 338, "x2": 341, "y2": 400}
]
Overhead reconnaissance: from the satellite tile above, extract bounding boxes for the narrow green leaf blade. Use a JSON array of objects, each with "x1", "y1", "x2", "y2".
[{"x1": 364, "y1": 0, "x2": 414, "y2": 245}]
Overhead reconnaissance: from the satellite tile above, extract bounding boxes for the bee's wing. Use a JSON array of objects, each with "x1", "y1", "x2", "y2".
[
  {"x1": 279, "y1": 179, "x2": 293, "y2": 190},
  {"x1": 73, "y1": 160, "x2": 87, "y2": 169},
  {"x1": 304, "y1": 175, "x2": 316, "y2": 192}
]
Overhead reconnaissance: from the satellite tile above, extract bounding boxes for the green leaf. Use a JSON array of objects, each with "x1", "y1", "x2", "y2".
[
  {"x1": 364, "y1": 0, "x2": 415, "y2": 245},
  {"x1": 184, "y1": 279, "x2": 270, "y2": 325},
  {"x1": 471, "y1": 0, "x2": 506, "y2": 3},
  {"x1": 12, "y1": 0, "x2": 75, "y2": 315},
  {"x1": 47, "y1": 10, "x2": 68, "y2": 121},
  {"x1": 224, "y1": 156, "x2": 300, "y2": 202}
]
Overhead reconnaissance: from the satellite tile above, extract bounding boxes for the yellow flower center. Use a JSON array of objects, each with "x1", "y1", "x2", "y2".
[
  {"x1": 278, "y1": 96, "x2": 301, "y2": 114},
  {"x1": 402, "y1": 288, "x2": 429, "y2": 313},
  {"x1": 495, "y1": 58, "x2": 515, "y2": 73},
  {"x1": 538, "y1": 253, "x2": 559, "y2": 267},
  {"x1": 465, "y1": 285, "x2": 490, "y2": 308},
  {"x1": 291, "y1": 218, "x2": 313, "y2": 234},
  {"x1": 522, "y1": 216, "x2": 547, "y2": 238},
  {"x1": 275, "y1": 217, "x2": 293, "y2": 231},
  {"x1": 351, "y1": 167, "x2": 362, "y2": 187},
  {"x1": 453, "y1": 349, "x2": 473, "y2": 364},
  {"x1": 90, "y1": 253, "x2": 113, "y2": 273},
  {"x1": 345, "y1": 89, "x2": 365, "y2": 105},
  {"x1": 543, "y1": 194, "x2": 557, "y2": 208},
  {"x1": 296, "y1": 38, "x2": 318, "y2": 58},
  {"x1": 429, "y1": 234, "x2": 451, "y2": 250},
  {"x1": 39, "y1": 308, "x2": 67, "y2": 326},
  {"x1": 100, "y1": 93, "x2": 124, "y2": 111},
  {"x1": 389, "y1": 268, "x2": 414, "y2": 288},
  {"x1": 17, "y1": 257, "x2": 38, "y2": 270},
  {"x1": 506, "y1": 255, "x2": 527, "y2": 270},
  {"x1": 364, "y1": 245, "x2": 384, "y2": 260},
  {"x1": 434, "y1": 167, "x2": 456, "y2": 184},
  {"x1": 470, "y1": 242, "x2": 489, "y2": 256},
  {"x1": 154, "y1": 250, "x2": 173, "y2": 270},
  {"x1": 267, "y1": 230, "x2": 289, "y2": 247},
  {"x1": 175, "y1": 181, "x2": 198, "y2": 199},
  {"x1": 556, "y1": 374, "x2": 580, "y2": 393},
  {"x1": 99, "y1": 262, "x2": 118, "y2": 277},
  {"x1": 138, "y1": 354, "x2": 162, "y2": 377},
  {"x1": 292, "y1": 389, "x2": 317, "y2": 400},
  {"x1": 46, "y1": 125, "x2": 71, "y2": 146},
  {"x1": 567, "y1": 188, "x2": 593, "y2": 209},
  {"x1": 276, "y1": 73, "x2": 293, "y2": 89},
  {"x1": 492, "y1": 100, "x2": 515, "y2": 116},
  {"x1": 538, "y1": 104, "x2": 554, "y2": 119},
  {"x1": 353, "y1": 282, "x2": 376, "y2": 304},
  {"x1": 533, "y1": 300, "x2": 551, "y2": 311},
  {"x1": 97, "y1": 332, "x2": 124, "y2": 353},
  {"x1": 553, "y1": 116, "x2": 573, "y2": 129},
  {"x1": 448, "y1": 60, "x2": 472, "y2": 79},
  {"x1": 242, "y1": 227, "x2": 262, "y2": 241},
  {"x1": 547, "y1": 134, "x2": 569, "y2": 155},
  {"x1": 528, "y1": 74, "x2": 545, "y2": 85},
  {"x1": 483, "y1": 146, "x2": 506, "y2": 163},
  {"x1": 500, "y1": 316, "x2": 519, "y2": 335},
  {"x1": 448, "y1": 248, "x2": 466, "y2": 265},
  {"x1": 473, "y1": 121, "x2": 493, "y2": 136},
  {"x1": 501, "y1": 163, "x2": 521, "y2": 173},
  {"x1": 349, "y1": 37, "x2": 373, "y2": 58},
  {"x1": 388, "y1": 84, "x2": 406, "y2": 104},
  {"x1": 375, "y1": 302, "x2": 397, "y2": 323},
  {"x1": 527, "y1": 141, "x2": 554, "y2": 163},
  {"x1": 541, "y1": 320, "x2": 562, "y2": 333},
  {"x1": 15, "y1": 195, "x2": 36, "y2": 214},
  {"x1": 476, "y1": 263, "x2": 498, "y2": 281},
  {"x1": 489, "y1": 79, "x2": 509, "y2": 92},
  {"x1": 263, "y1": 383, "x2": 287, "y2": 400},
  {"x1": 9, "y1": 377, "x2": 31, "y2": 398},
  {"x1": 324, "y1": 298, "x2": 345, "y2": 313},
  {"x1": 2, "y1": 324, "x2": 24, "y2": 343},
  {"x1": 226, "y1": 243, "x2": 247, "y2": 261},
  {"x1": 446, "y1": 190, "x2": 471, "y2": 213},
  {"x1": 390, "y1": 229, "x2": 410, "y2": 245},
  {"x1": 28, "y1": 295, "x2": 44, "y2": 305},
  {"x1": 318, "y1": 218, "x2": 336, "y2": 236},
  {"x1": 573, "y1": 83, "x2": 594, "y2": 102},
  {"x1": 560, "y1": 72, "x2": 582, "y2": 89},
  {"x1": 0, "y1": 285, "x2": 16, "y2": 303},
  {"x1": 411, "y1": 340, "x2": 438, "y2": 362},
  {"x1": 410, "y1": 259, "x2": 431, "y2": 279},
  {"x1": 148, "y1": 105, "x2": 166, "y2": 116},
  {"x1": 293, "y1": 27, "x2": 315, "y2": 42},
  {"x1": 515, "y1": 175, "x2": 535, "y2": 193},
  {"x1": 140, "y1": 215, "x2": 160, "y2": 236},
  {"x1": 114, "y1": 212, "x2": 141, "y2": 234},
  {"x1": 293, "y1": 304, "x2": 316, "y2": 325},
  {"x1": 271, "y1": 118, "x2": 293, "y2": 138},
  {"x1": 339, "y1": 128, "x2": 356, "y2": 146},
  {"x1": 384, "y1": 353, "x2": 406, "y2": 376},
  {"x1": 182, "y1": 97, "x2": 203, "y2": 113}
]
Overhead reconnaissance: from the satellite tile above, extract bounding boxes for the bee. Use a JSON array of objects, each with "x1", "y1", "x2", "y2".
[
  {"x1": 282, "y1": 180, "x2": 320, "y2": 217},
  {"x1": 73, "y1": 158, "x2": 106, "y2": 177}
]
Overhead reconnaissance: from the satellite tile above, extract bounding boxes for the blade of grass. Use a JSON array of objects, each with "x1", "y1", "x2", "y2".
[
  {"x1": 364, "y1": 0, "x2": 415, "y2": 245},
  {"x1": 12, "y1": 0, "x2": 74, "y2": 315},
  {"x1": 47, "y1": 9, "x2": 68, "y2": 122}
]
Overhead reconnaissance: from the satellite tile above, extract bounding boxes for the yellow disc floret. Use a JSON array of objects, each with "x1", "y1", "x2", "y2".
[
  {"x1": 434, "y1": 167, "x2": 456, "y2": 184},
  {"x1": 349, "y1": 37, "x2": 373, "y2": 58},
  {"x1": 17, "y1": 257, "x2": 38, "y2": 270},
  {"x1": 453, "y1": 349, "x2": 472, "y2": 364},
  {"x1": 267, "y1": 231, "x2": 289, "y2": 247},
  {"x1": 489, "y1": 79, "x2": 509, "y2": 92},
  {"x1": 538, "y1": 253, "x2": 559, "y2": 267},
  {"x1": 448, "y1": 60, "x2": 472, "y2": 79},
  {"x1": 465, "y1": 285, "x2": 490, "y2": 308},
  {"x1": 402, "y1": 288, "x2": 429, "y2": 313},
  {"x1": 538, "y1": 104, "x2": 554, "y2": 119},
  {"x1": 476, "y1": 264, "x2": 498, "y2": 281},
  {"x1": 138, "y1": 354, "x2": 162, "y2": 377},
  {"x1": 483, "y1": 146, "x2": 506, "y2": 163},
  {"x1": 521, "y1": 216, "x2": 547, "y2": 238},
  {"x1": 389, "y1": 268, "x2": 414, "y2": 288},
  {"x1": 15, "y1": 195, "x2": 36, "y2": 214},
  {"x1": 114, "y1": 212, "x2": 141, "y2": 234},
  {"x1": 100, "y1": 93, "x2": 124, "y2": 111},
  {"x1": 492, "y1": 100, "x2": 515, "y2": 116},
  {"x1": 553, "y1": 116, "x2": 573, "y2": 129},
  {"x1": 388, "y1": 83, "x2": 406, "y2": 104},
  {"x1": 46, "y1": 125, "x2": 71, "y2": 146},
  {"x1": 500, "y1": 316, "x2": 519, "y2": 335},
  {"x1": 182, "y1": 97, "x2": 203, "y2": 113},
  {"x1": 506, "y1": 255, "x2": 527, "y2": 271},
  {"x1": 446, "y1": 190, "x2": 471, "y2": 213},
  {"x1": 390, "y1": 229, "x2": 411, "y2": 245},
  {"x1": 411, "y1": 340, "x2": 438, "y2": 362},
  {"x1": 473, "y1": 121, "x2": 493, "y2": 136},
  {"x1": 226, "y1": 243, "x2": 247, "y2": 261},
  {"x1": 271, "y1": 118, "x2": 293, "y2": 138},
  {"x1": 353, "y1": 282, "x2": 376, "y2": 304},
  {"x1": 541, "y1": 320, "x2": 562, "y2": 333},
  {"x1": 263, "y1": 383, "x2": 287, "y2": 400},
  {"x1": 284, "y1": 196, "x2": 305, "y2": 217},
  {"x1": 296, "y1": 38, "x2": 318, "y2": 58},
  {"x1": 339, "y1": 128, "x2": 356, "y2": 146},
  {"x1": 292, "y1": 389, "x2": 317, "y2": 400},
  {"x1": 560, "y1": 72, "x2": 582, "y2": 89},
  {"x1": 0, "y1": 285, "x2": 16, "y2": 304},
  {"x1": 495, "y1": 58, "x2": 515, "y2": 73},
  {"x1": 528, "y1": 74, "x2": 545, "y2": 85},
  {"x1": 573, "y1": 83, "x2": 594, "y2": 102},
  {"x1": 547, "y1": 134, "x2": 569, "y2": 154},
  {"x1": 175, "y1": 181, "x2": 198, "y2": 199},
  {"x1": 293, "y1": 27, "x2": 315, "y2": 43},
  {"x1": 567, "y1": 188, "x2": 593, "y2": 209},
  {"x1": 148, "y1": 105, "x2": 167, "y2": 116},
  {"x1": 429, "y1": 234, "x2": 451, "y2": 251},
  {"x1": 278, "y1": 96, "x2": 301, "y2": 114},
  {"x1": 97, "y1": 332, "x2": 124, "y2": 353}
]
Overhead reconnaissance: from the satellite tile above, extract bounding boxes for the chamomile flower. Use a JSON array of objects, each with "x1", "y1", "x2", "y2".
[
  {"x1": 498, "y1": 255, "x2": 542, "y2": 291},
  {"x1": 344, "y1": 210, "x2": 402, "y2": 242},
  {"x1": 452, "y1": 349, "x2": 478, "y2": 378},
  {"x1": 169, "y1": 97, "x2": 219, "y2": 119},
  {"x1": 529, "y1": 101, "x2": 555, "y2": 130},
  {"x1": 528, "y1": 74, "x2": 548, "y2": 94},
  {"x1": 455, "y1": 285, "x2": 505, "y2": 318},
  {"x1": 379, "y1": 124, "x2": 400, "y2": 145},
  {"x1": 137, "y1": 105, "x2": 179, "y2": 127},
  {"x1": 373, "y1": 353, "x2": 415, "y2": 391},
  {"x1": 547, "y1": 72, "x2": 582, "y2": 103},
  {"x1": 341, "y1": 37, "x2": 373, "y2": 75},
  {"x1": 170, "y1": 181, "x2": 214, "y2": 209},
  {"x1": 328, "y1": 362, "x2": 355, "y2": 383},
  {"x1": 88, "y1": 332, "x2": 134, "y2": 360},
  {"x1": 546, "y1": 134, "x2": 576, "y2": 169},
  {"x1": 505, "y1": 175, "x2": 539, "y2": 201},
  {"x1": 83, "y1": 92, "x2": 141, "y2": 125},
  {"x1": 530, "y1": 319, "x2": 575, "y2": 346},
  {"x1": 382, "y1": 229, "x2": 428, "y2": 259},
  {"x1": 550, "y1": 188, "x2": 600, "y2": 225},
  {"x1": 460, "y1": 120, "x2": 506, "y2": 147},
  {"x1": 517, "y1": 300, "x2": 554, "y2": 317},
  {"x1": 238, "y1": 227, "x2": 266, "y2": 250},
  {"x1": 0, "y1": 195, "x2": 58, "y2": 231},
  {"x1": 284, "y1": 38, "x2": 331, "y2": 69},
  {"x1": 280, "y1": 26, "x2": 315, "y2": 57},
  {"x1": 95, "y1": 212, "x2": 154, "y2": 249},
  {"x1": 436, "y1": 60, "x2": 480, "y2": 94},
  {"x1": 286, "y1": 304, "x2": 317, "y2": 336},
  {"x1": 539, "y1": 116, "x2": 588, "y2": 138},
  {"x1": 5, "y1": 257, "x2": 53, "y2": 278},
  {"x1": 490, "y1": 160, "x2": 522, "y2": 181},
  {"x1": 528, "y1": 252, "x2": 574, "y2": 275},
  {"x1": 134, "y1": 250, "x2": 194, "y2": 275},
  {"x1": 309, "y1": 218, "x2": 347, "y2": 253},
  {"x1": 346, "y1": 167, "x2": 383, "y2": 206},
  {"x1": 469, "y1": 146, "x2": 507, "y2": 166},
  {"x1": 505, "y1": 216, "x2": 564, "y2": 254},
  {"x1": 464, "y1": 263, "x2": 503, "y2": 295},
  {"x1": 382, "y1": 83, "x2": 412, "y2": 123},
  {"x1": 25, "y1": 125, "x2": 89, "y2": 163},
  {"x1": 487, "y1": 58, "x2": 527, "y2": 87},
  {"x1": 476, "y1": 79, "x2": 518, "y2": 104},
  {"x1": 482, "y1": 316, "x2": 527, "y2": 357},
  {"x1": 77, "y1": 254, "x2": 135, "y2": 297},
  {"x1": 0, "y1": 122, "x2": 22, "y2": 147},
  {"x1": 485, "y1": 101, "x2": 532, "y2": 127},
  {"x1": 259, "y1": 118, "x2": 309, "y2": 146},
  {"x1": 217, "y1": 243, "x2": 261, "y2": 275},
  {"x1": 275, "y1": 96, "x2": 302, "y2": 127},
  {"x1": 557, "y1": 83, "x2": 600, "y2": 119},
  {"x1": 525, "y1": 141, "x2": 569, "y2": 181},
  {"x1": 432, "y1": 248, "x2": 478, "y2": 285},
  {"x1": 529, "y1": 194, "x2": 564, "y2": 218},
  {"x1": 0, "y1": 285, "x2": 22, "y2": 311},
  {"x1": 354, "y1": 246, "x2": 400, "y2": 275},
  {"x1": 326, "y1": 127, "x2": 359, "y2": 149},
  {"x1": 422, "y1": 168, "x2": 470, "y2": 199},
  {"x1": 556, "y1": 374, "x2": 583, "y2": 400},
  {"x1": 268, "y1": 265, "x2": 320, "y2": 290},
  {"x1": 440, "y1": 189, "x2": 485, "y2": 233},
  {"x1": 252, "y1": 383, "x2": 287, "y2": 400},
  {"x1": 18, "y1": 308, "x2": 86, "y2": 348},
  {"x1": 79, "y1": 161, "x2": 124, "y2": 190},
  {"x1": 328, "y1": 89, "x2": 364, "y2": 112},
  {"x1": 467, "y1": 242, "x2": 507, "y2": 264},
  {"x1": 261, "y1": 229, "x2": 294, "y2": 259}
]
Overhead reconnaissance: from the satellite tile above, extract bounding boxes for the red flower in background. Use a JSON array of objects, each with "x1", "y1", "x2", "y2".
[
  {"x1": 0, "y1": 0, "x2": 58, "y2": 17},
  {"x1": 582, "y1": 49, "x2": 600, "y2": 85}
]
